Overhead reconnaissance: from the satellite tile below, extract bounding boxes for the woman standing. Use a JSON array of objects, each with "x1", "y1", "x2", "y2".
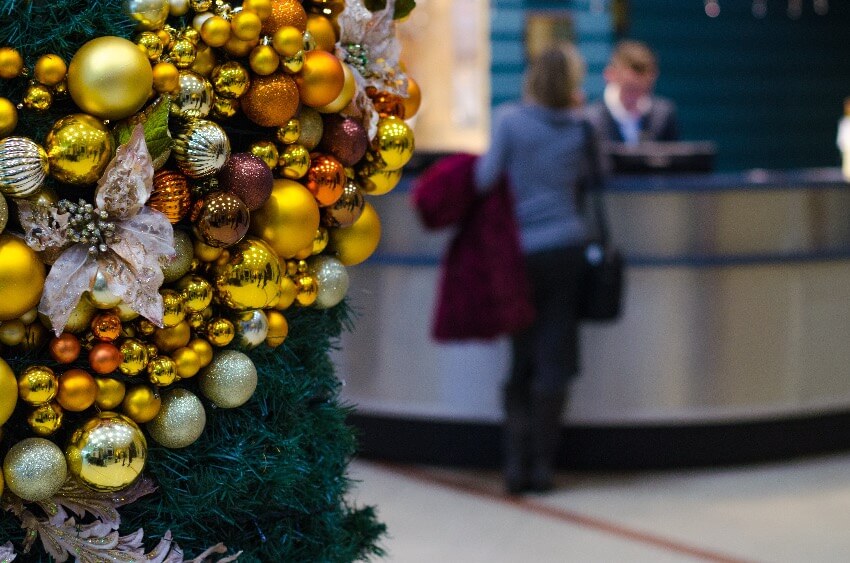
[{"x1": 474, "y1": 44, "x2": 602, "y2": 494}]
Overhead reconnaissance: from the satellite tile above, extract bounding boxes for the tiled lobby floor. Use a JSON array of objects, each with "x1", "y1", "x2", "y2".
[{"x1": 348, "y1": 452, "x2": 850, "y2": 562}]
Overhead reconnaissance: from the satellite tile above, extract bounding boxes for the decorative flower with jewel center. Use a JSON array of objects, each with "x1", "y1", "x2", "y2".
[{"x1": 19, "y1": 124, "x2": 175, "y2": 335}]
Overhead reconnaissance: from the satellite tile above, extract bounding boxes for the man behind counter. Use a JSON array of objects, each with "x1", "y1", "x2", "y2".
[{"x1": 586, "y1": 40, "x2": 679, "y2": 144}]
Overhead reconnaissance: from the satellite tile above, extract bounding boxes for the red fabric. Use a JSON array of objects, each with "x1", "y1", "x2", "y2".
[{"x1": 411, "y1": 153, "x2": 536, "y2": 341}]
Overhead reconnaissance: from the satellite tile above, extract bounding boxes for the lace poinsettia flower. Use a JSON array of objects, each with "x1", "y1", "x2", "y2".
[{"x1": 19, "y1": 124, "x2": 176, "y2": 335}]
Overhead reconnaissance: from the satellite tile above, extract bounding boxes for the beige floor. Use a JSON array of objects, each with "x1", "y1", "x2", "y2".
[{"x1": 348, "y1": 452, "x2": 850, "y2": 562}]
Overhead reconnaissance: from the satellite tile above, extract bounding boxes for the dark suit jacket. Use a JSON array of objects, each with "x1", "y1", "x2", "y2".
[{"x1": 585, "y1": 96, "x2": 679, "y2": 142}]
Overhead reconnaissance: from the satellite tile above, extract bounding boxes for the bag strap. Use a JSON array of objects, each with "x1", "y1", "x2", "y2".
[{"x1": 580, "y1": 120, "x2": 610, "y2": 244}]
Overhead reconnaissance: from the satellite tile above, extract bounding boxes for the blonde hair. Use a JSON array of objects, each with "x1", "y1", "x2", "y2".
[
  {"x1": 524, "y1": 43, "x2": 586, "y2": 109},
  {"x1": 610, "y1": 40, "x2": 658, "y2": 76}
]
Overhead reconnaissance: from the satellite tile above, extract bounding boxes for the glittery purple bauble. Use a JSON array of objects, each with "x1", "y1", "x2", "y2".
[
  {"x1": 318, "y1": 114, "x2": 369, "y2": 167},
  {"x1": 216, "y1": 153, "x2": 274, "y2": 211}
]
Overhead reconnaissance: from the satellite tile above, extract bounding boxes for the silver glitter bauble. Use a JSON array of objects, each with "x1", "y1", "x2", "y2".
[
  {"x1": 0, "y1": 137, "x2": 48, "y2": 198},
  {"x1": 146, "y1": 388, "x2": 206, "y2": 449},
  {"x1": 309, "y1": 255, "x2": 349, "y2": 309},
  {"x1": 173, "y1": 119, "x2": 230, "y2": 179},
  {"x1": 198, "y1": 349, "x2": 257, "y2": 408},
  {"x1": 3, "y1": 437, "x2": 67, "y2": 501}
]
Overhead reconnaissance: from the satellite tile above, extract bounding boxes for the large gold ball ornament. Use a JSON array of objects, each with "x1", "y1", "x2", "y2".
[
  {"x1": 17, "y1": 365, "x2": 58, "y2": 405},
  {"x1": 150, "y1": 169, "x2": 192, "y2": 223},
  {"x1": 231, "y1": 309, "x2": 269, "y2": 350},
  {"x1": 358, "y1": 164, "x2": 402, "y2": 196},
  {"x1": 0, "y1": 234, "x2": 45, "y2": 321},
  {"x1": 199, "y1": 349, "x2": 257, "y2": 408},
  {"x1": 28, "y1": 402, "x2": 64, "y2": 436},
  {"x1": 241, "y1": 72, "x2": 300, "y2": 128},
  {"x1": 173, "y1": 70, "x2": 214, "y2": 119},
  {"x1": 191, "y1": 191, "x2": 250, "y2": 248},
  {"x1": 0, "y1": 98, "x2": 18, "y2": 137},
  {"x1": 119, "y1": 338, "x2": 150, "y2": 376},
  {"x1": 173, "y1": 119, "x2": 231, "y2": 179},
  {"x1": 211, "y1": 61, "x2": 251, "y2": 99},
  {"x1": 316, "y1": 62, "x2": 356, "y2": 114},
  {"x1": 146, "y1": 388, "x2": 206, "y2": 448},
  {"x1": 3, "y1": 437, "x2": 67, "y2": 501},
  {"x1": 278, "y1": 143, "x2": 310, "y2": 179},
  {"x1": 153, "y1": 320, "x2": 191, "y2": 353},
  {"x1": 306, "y1": 14, "x2": 336, "y2": 52},
  {"x1": 262, "y1": 0, "x2": 308, "y2": 35},
  {"x1": 323, "y1": 179, "x2": 364, "y2": 228},
  {"x1": 0, "y1": 137, "x2": 48, "y2": 199},
  {"x1": 56, "y1": 369, "x2": 97, "y2": 412},
  {"x1": 161, "y1": 229, "x2": 194, "y2": 283},
  {"x1": 295, "y1": 50, "x2": 344, "y2": 108},
  {"x1": 214, "y1": 237, "x2": 282, "y2": 310},
  {"x1": 95, "y1": 378, "x2": 126, "y2": 410},
  {"x1": 305, "y1": 153, "x2": 345, "y2": 207},
  {"x1": 251, "y1": 179, "x2": 320, "y2": 258},
  {"x1": 45, "y1": 114, "x2": 115, "y2": 185},
  {"x1": 147, "y1": 356, "x2": 177, "y2": 387},
  {"x1": 265, "y1": 310, "x2": 288, "y2": 347},
  {"x1": 223, "y1": 35, "x2": 260, "y2": 58},
  {"x1": 328, "y1": 200, "x2": 381, "y2": 266},
  {"x1": 33, "y1": 54, "x2": 67, "y2": 87},
  {"x1": 309, "y1": 255, "x2": 349, "y2": 308},
  {"x1": 126, "y1": 0, "x2": 170, "y2": 31},
  {"x1": 66, "y1": 412, "x2": 147, "y2": 492},
  {"x1": 122, "y1": 384, "x2": 161, "y2": 422},
  {"x1": 67, "y1": 36, "x2": 153, "y2": 121},
  {"x1": 0, "y1": 358, "x2": 16, "y2": 425},
  {"x1": 249, "y1": 141, "x2": 279, "y2": 170},
  {"x1": 0, "y1": 47, "x2": 23, "y2": 79},
  {"x1": 206, "y1": 317, "x2": 235, "y2": 347},
  {"x1": 373, "y1": 116, "x2": 415, "y2": 171}
]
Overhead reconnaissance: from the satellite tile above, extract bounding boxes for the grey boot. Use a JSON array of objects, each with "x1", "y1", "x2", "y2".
[
  {"x1": 502, "y1": 385, "x2": 531, "y2": 494},
  {"x1": 529, "y1": 389, "x2": 566, "y2": 492}
]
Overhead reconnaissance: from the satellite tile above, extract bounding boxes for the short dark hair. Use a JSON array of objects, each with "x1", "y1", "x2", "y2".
[{"x1": 610, "y1": 40, "x2": 658, "y2": 76}]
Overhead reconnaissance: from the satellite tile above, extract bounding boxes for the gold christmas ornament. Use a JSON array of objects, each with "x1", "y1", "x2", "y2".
[
  {"x1": 153, "y1": 320, "x2": 191, "y2": 353},
  {"x1": 328, "y1": 200, "x2": 381, "y2": 266},
  {"x1": 148, "y1": 356, "x2": 178, "y2": 387},
  {"x1": 249, "y1": 141, "x2": 279, "y2": 170},
  {"x1": 358, "y1": 164, "x2": 402, "y2": 196},
  {"x1": 309, "y1": 254, "x2": 349, "y2": 308},
  {"x1": 223, "y1": 35, "x2": 260, "y2": 58},
  {"x1": 94, "y1": 377, "x2": 126, "y2": 410},
  {"x1": 193, "y1": 238, "x2": 223, "y2": 262},
  {"x1": 281, "y1": 49, "x2": 304, "y2": 74},
  {"x1": 160, "y1": 288, "x2": 186, "y2": 327},
  {"x1": 294, "y1": 272, "x2": 317, "y2": 306},
  {"x1": 54, "y1": 295, "x2": 97, "y2": 334},
  {"x1": 306, "y1": 14, "x2": 336, "y2": 52},
  {"x1": 114, "y1": 301, "x2": 141, "y2": 322},
  {"x1": 0, "y1": 358, "x2": 16, "y2": 425},
  {"x1": 66, "y1": 412, "x2": 147, "y2": 492},
  {"x1": 91, "y1": 312, "x2": 122, "y2": 341},
  {"x1": 45, "y1": 114, "x2": 115, "y2": 185},
  {"x1": 152, "y1": 61, "x2": 180, "y2": 93},
  {"x1": 172, "y1": 70, "x2": 215, "y2": 119},
  {"x1": 56, "y1": 368, "x2": 98, "y2": 412},
  {"x1": 191, "y1": 43, "x2": 216, "y2": 77},
  {"x1": 0, "y1": 137, "x2": 48, "y2": 199},
  {"x1": 0, "y1": 98, "x2": 18, "y2": 137},
  {"x1": 161, "y1": 229, "x2": 195, "y2": 283},
  {"x1": 232, "y1": 10, "x2": 263, "y2": 41},
  {"x1": 119, "y1": 338, "x2": 150, "y2": 376},
  {"x1": 201, "y1": 15, "x2": 232, "y2": 48},
  {"x1": 305, "y1": 153, "x2": 345, "y2": 207},
  {"x1": 146, "y1": 388, "x2": 206, "y2": 448},
  {"x1": 368, "y1": 88, "x2": 406, "y2": 119},
  {"x1": 17, "y1": 365, "x2": 58, "y2": 405},
  {"x1": 206, "y1": 317, "x2": 235, "y2": 347},
  {"x1": 27, "y1": 402, "x2": 64, "y2": 436},
  {"x1": 150, "y1": 169, "x2": 192, "y2": 223},
  {"x1": 89, "y1": 270, "x2": 123, "y2": 309},
  {"x1": 211, "y1": 61, "x2": 251, "y2": 99},
  {"x1": 191, "y1": 191, "x2": 251, "y2": 248},
  {"x1": 169, "y1": 0, "x2": 190, "y2": 16},
  {"x1": 316, "y1": 62, "x2": 355, "y2": 114},
  {"x1": 22, "y1": 84, "x2": 52, "y2": 111},
  {"x1": 188, "y1": 337, "x2": 214, "y2": 367},
  {"x1": 277, "y1": 118, "x2": 300, "y2": 144},
  {"x1": 278, "y1": 143, "x2": 310, "y2": 179},
  {"x1": 126, "y1": 0, "x2": 171, "y2": 31},
  {"x1": 212, "y1": 96, "x2": 240, "y2": 119},
  {"x1": 173, "y1": 119, "x2": 231, "y2": 178},
  {"x1": 241, "y1": 72, "x2": 300, "y2": 127},
  {"x1": 175, "y1": 274, "x2": 214, "y2": 312},
  {"x1": 122, "y1": 384, "x2": 162, "y2": 422},
  {"x1": 199, "y1": 349, "x2": 257, "y2": 408},
  {"x1": 296, "y1": 106, "x2": 323, "y2": 150},
  {"x1": 403, "y1": 76, "x2": 422, "y2": 118},
  {"x1": 274, "y1": 274, "x2": 297, "y2": 310},
  {"x1": 272, "y1": 26, "x2": 303, "y2": 57},
  {"x1": 243, "y1": 0, "x2": 273, "y2": 20},
  {"x1": 312, "y1": 226, "x2": 329, "y2": 255},
  {"x1": 0, "y1": 234, "x2": 46, "y2": 321},
  {"x1": 249, "y1": 44, "x2": 281, "y2": 76},
  {"x1": 295, "y1": 50, "x2": 345, "y2": 108},
  {"x1": 0, "y1": 319, "x2": 25, "y2": 346},
  {"x1": 0, "y1": 47, "x2": 23, "y2": 79},
  {"x1": 251, "y1": 178, "x2": 320, "y2": 259},
  {"x1": 373, "y1": 116, "x2": 415, "y2": 171},
  {"x1": 67, "y1": 36, "x2": 153, "y2": 121},
  {"x1": 322, "y1": 179, "x2": 364, "y2": 228},
  {"x1": 265, "y1": 309, "x2": 288, "y2": 347},
  {"x1": 231, "y1": 309, "x2": 269, "y2": 350},
  {"x1": 170, "y1": 37, "x2": 197, "y2": 69},
  {"x1": 135, "y1": 32, "x2": 164, "y2": 62},
  {"x1": 261, "y1": 0, "x2": 308, "y2": 35},
  {"x1": 33, "y1": 54, "x2": 67, "y2": 87},
  {"x1": 171, "y1": 346, "x2": 201, "y2": 378},
  {"x1": 214, "y1": 237, "x2": 283, "y2": 310},
  {"x1": 3, "y1": 437, "x2": 67, "y2": 501}
]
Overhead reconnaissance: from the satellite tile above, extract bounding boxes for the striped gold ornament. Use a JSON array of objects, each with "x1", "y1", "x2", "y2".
[
  {"x1": 172, "y1": 119, "x2": 230, "y2": 179},
  {"x1": 150, "y1": 169, "x2": 192, "y2": 223},
  {"x1": 0, "y1": 137, "x2": 48, "y2": 198}
]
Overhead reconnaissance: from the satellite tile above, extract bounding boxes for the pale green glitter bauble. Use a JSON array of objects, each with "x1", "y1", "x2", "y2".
[
  {"x1": 198, "y1": 349, "x2": 257, "y2": 408},
  {"x1": 146, "y1": 388, "x2": 206, "y2": 449},
  {"x1": 3, "y1": 437, "x2": 67, "y2": 501},
  {"x1": 161, "y1": 229, "x2": 194, "y2": 283}
]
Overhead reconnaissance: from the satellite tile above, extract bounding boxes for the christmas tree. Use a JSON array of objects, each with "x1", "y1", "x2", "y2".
[{"x1": 0, "y1": 0, "x2": 418, "y2": 560}]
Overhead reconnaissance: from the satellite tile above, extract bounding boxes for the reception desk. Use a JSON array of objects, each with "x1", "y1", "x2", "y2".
[{"x1": 335, "y1": 160, "x2": 850, "y2": 469}]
